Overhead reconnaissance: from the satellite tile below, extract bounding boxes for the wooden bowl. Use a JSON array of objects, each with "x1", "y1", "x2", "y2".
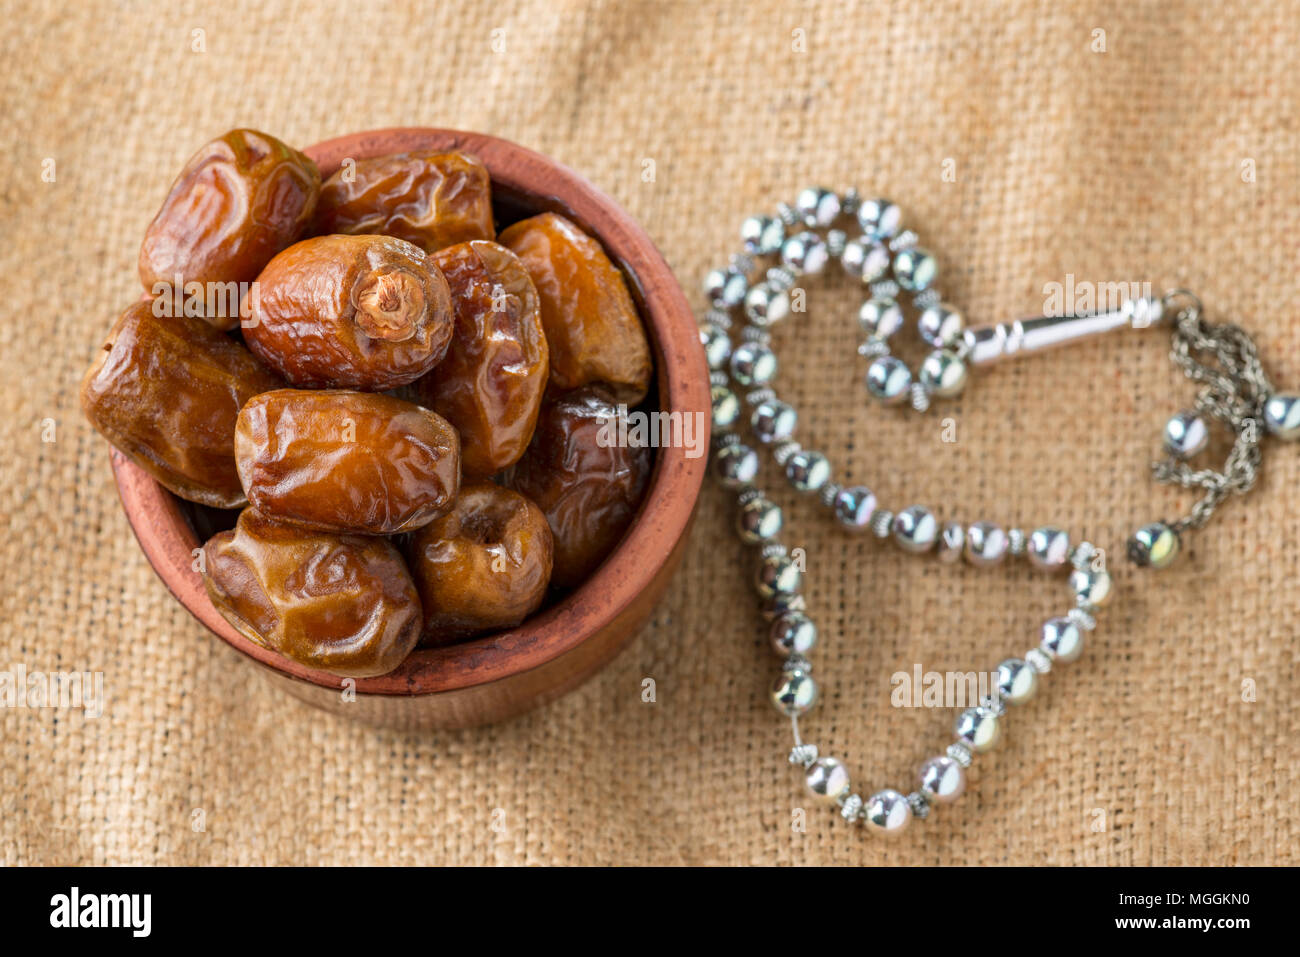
[{"x1": 110, "y1": 127, "x2": 709, "y2": 729}]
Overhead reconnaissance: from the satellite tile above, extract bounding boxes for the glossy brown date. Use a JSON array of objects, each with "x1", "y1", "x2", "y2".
[
  {"x1": 81, "y1": 300, "x2": 283, "y2": 508},
  {"x1": 415, "y1": 240, "x2": 548, "y2": 478},
  {"x1": 138, "y1": 129, "x2": 320, "y2": 331},
  {"x1": 202, "y1": 508, "x2": 422, "y2": 677},
  {"x1": 409, "y1": 483, "x2": 553, "y2": 645},
  {"x1": 313, "y1": 150, "x2": 495, "y2": 253},
  {"x1": 245, "y1": 234, "x2": 454, "y2": 390},
  {"x1": 497, "y1": 212, "x2": 652, "y2": 403},
  {"x1": 235, "y1": 389, "x2": 460, "y2": 535},
  {"x1": 504, "y1": 385, "x2": 652, "y2": 588}
]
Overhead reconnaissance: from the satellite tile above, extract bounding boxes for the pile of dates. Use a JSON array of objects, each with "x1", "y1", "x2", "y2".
[{"x1": 82, "y1": 129, "x2": 654, "y2": 677}]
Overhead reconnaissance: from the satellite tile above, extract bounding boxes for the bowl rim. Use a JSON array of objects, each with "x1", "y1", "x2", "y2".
[{"x1": 111, "y1": 126, "x2": 709, "y2": 697}]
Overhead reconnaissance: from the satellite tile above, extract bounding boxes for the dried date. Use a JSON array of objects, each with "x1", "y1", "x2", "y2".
[
  {"x1": 313, "y1": 149, "x2": 494, "y2": 253},
  {"x1": 80, "y1": 300, "x2": 283, "y2": 508},
  {"x1": 138, "y1": 129, "x2": 320, "y2": 331},
  {"x1": 234, "y1": 389, "x2": 460, "y2": 535},
  {"x1": 498, "y1": 212, "x2": 651, "y2": 403},
  {"x1": 504, "y1": 385, "x2": 652, "y2": 588},
  {"x1": 415, "y1": 240, "x2": 547, "y2": 477},
  {"x1": 202, "y1": 508, "x2": 422, "y2": 677},
  {"x1": 245, "y1": 234, "x2": 454, "y2": 390},
  {"x1": 409, "y1": 482, "x2": 553, "y2": 644}
]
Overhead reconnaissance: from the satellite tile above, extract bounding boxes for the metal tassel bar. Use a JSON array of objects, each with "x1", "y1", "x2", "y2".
[{"x1": 963, "y1": 296, "x2": 1165, "y2": 366}]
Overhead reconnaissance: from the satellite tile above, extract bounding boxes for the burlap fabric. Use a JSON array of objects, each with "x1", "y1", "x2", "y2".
[{"x1": 3, "y1": 0, "x2": 1297, "y2": 866}]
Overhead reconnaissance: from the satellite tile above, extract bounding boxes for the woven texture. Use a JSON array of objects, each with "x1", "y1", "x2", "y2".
[{"x1": 3, "y1": 0, "x2": 1297, "y2": 865}]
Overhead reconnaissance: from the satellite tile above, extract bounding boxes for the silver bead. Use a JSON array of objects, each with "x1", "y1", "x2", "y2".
[
  {"x1": 1067, "y1": 606, "x2": 1096, "y2": 631},
  {"x1": 919, "y1": 349, "x2": 968, "y2": 398},
  {"x1": 736, "y1": 496, "x2": 783, "y2": 545},
  {"x1": 770, "y1": 669, "x2": 817, "y2": 716},
  {"x1": 712, "y1": 443, "x2": 758, "y2": 488},
  {"x1": 1028, "y1": 526, "x2": 1071, "y2": 570},
  {"x1": 856, "y1": 198, "x2": 902, "y2": 241},
  {"x1": 917, "y1": 303, "x2": 965, "y2": 348},
  {"x1": 1263, "y1": 393, "x2": 1300, "y2": 440},
  {"x1": 1040, "y1": 616, "x2": 1084, "y2": 663},
  {"x1": 870, "y1": 508, "x2": 894, "y2": 539},
  {"x1": 1024, "y1": 647, "x2": 1052, "y2": 675},
  {"x1": 711, "y1": 384, "x2": 741, "y2": 430},
  {"x1": 917, "y1": 755, "x2": 966, "y2": 804},
  {"x1": 729, "y1": 341, "x2": 778, "y2": 387},
  {"x1": 964, "y1": 520, "x2": 1008, "y2": 566},
  {"x1": 795, "y1": 187, "x2": 841, "y2": 228},
  {"x1": 751, "y1": 399, "x2": 798, "y2": 444},
  {"x1": 910, "y1": 381, "x2": 931, "y2": 412},
  {"x1": 782, "y1": 653, "x2": 811, "y2": 675},
  {"x1": 892, "y1": 505, "x2": 939, "y2": 552},
  {"x1": 780, "y1": 230, "x2": 829, "y2": 275},
  {"x1": 906, "y1": 791, "x2": 931, "y2": 819},
  {"x1": 771, "y1": 440, "x2": 801, "y2": 466},
  {"x1": 741, "y1": 215, "x2": 785, "y2": 255},
  {"x1": 804, "y1": 756, "x2": 851, "y2": 804},
  {"x1": 785, "y1": 450, "x2": 831, "y2": 492},
  {"x1": 833, "y1": 485, "x2": 877, "y2": 530},
  {"x1": 1007, "y1": 527, "x2": 1026, "y2": 556},
  {"x1": 1163, "y1": 409, "x2": 1209, "y2": 458},
  {"x1": 703, "y1": 268, "x2": 727, "y2": 303},
  {"x1": 707, "y1": 268, "x2": 748, "y2": 308},
  {"x1": 699, "y1": 322, "x2": 731, "y2": 370},
  {"x1": 1070, "y1": 541, "x2": 1099, "y2": 570},
  {"x1": 995, "y1": 657, "x2": 1039, "y2": 705},
  {"x1": 818, "y1": 481, "x2": 842, "y2": 508},
  {"x1": 743, "y1": 282, "x2": 791, "y2": 326},
  {"x1": 762, "y1": 592, "x2": 807, "y2": 621},
  {"x1": 954, "y1": 706, "x2": 1001, "y2": 752},
  {"x1": 1068, "y1": 566, "x2": 1113, "y2": 607},
  {"x1": 866, "y1": 355, "x2": 913, "y2": 403},
  {"x1": 980, "y1": 692, "x2": 1007, "y2": 717},
  {"x1": 937, "y1": 521, "x2": 965, "y2": 562},
  {"x1": 789, "y1": 743, "x2": 818, "y2": 766},
  {"x1": 840, "y1": 793, "x2": 864, "y2": 822},
  {"x1": 892, "y1": 246, "x2": 937, "y2": 292},
  {"x1": 863, "y1": 788, "x2": 912, "y2": 834},
  {"x1": 770, "y1": 612, "x2": 817, "y2": 656},
  {"x1": 946, "y1": 742, "x2": 973, "y2": 767},
  {"x1": 858, "y1": 297, "x2": 904, "y2": 338},
  {"x1": 841, "y1": 238, "x2": 890, "y2": 283},
  {"x1": 1128, "y1": 521, "x2": 1180, "y2": 569},
  {"x1": 755, "y1": 553, "x2": 803, "y2": 598}
]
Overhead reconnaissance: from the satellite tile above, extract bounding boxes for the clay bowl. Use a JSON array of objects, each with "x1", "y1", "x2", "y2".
[{"x1": 111, "y1": 127, "x2": 709, "y2": 730}]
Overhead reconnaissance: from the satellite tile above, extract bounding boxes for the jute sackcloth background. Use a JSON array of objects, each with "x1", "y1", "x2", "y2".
[{"x1": 2, "y1": 0, "x2": 1297, "y2": 865}]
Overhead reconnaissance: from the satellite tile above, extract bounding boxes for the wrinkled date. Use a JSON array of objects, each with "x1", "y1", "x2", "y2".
[
  {"x1": 235, "y1": 389, "x2": 460, "y2": 535},
  {"x1": 81, "y1": 301, "x2": 283, "y2": 508},
  {"x1": 245, "y1": 234, "x2": 454, "y2": 390},
  {"x1": 498, "y1": 212, "x2": 652, "y2": 403},
  {"x1": 314, "y1": 149, "x2": 495, "y2": 253},
  {"x1": 202, "y1": 508, "x2": 422, "y2": 677},
  {"x1": 138, "y1": 129, "x2": 320, "y2": 330},
  {"x1": 409, "y1": 482, "x2": 553, "y2": 644},
  {"x1": 505, "y1": 385, "x2": 652, "y2": 588},
  {"x1": 415, "y1": 240, "x2": 548, "y2": 477}
]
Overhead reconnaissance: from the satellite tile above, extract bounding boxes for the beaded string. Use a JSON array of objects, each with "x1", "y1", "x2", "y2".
[{"x1": 697, "y1": 187, "x2": 1299, "y2": 833}]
